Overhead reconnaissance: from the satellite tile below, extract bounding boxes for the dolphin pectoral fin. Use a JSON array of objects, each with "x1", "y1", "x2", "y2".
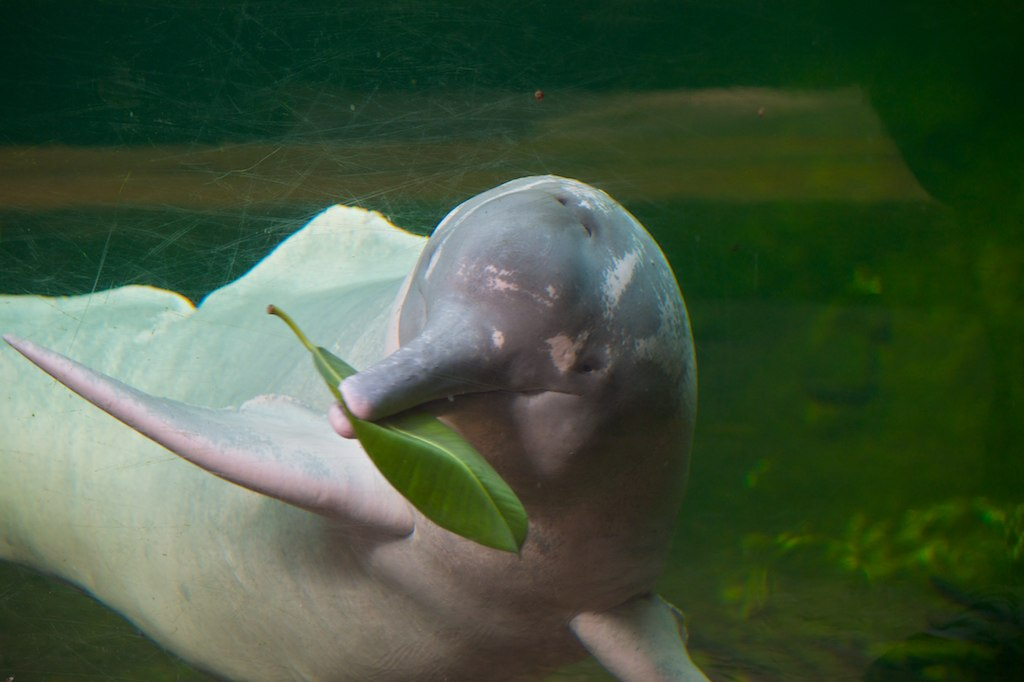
[
  {"x1": 2, "y1": 334, "x2": 415, "y2": 537},
  {"x1": 571, "y1": 594, "x2": 711, "y2": 682}
]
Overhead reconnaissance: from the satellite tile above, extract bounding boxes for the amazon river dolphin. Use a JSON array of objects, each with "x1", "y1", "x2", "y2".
[{"x1": 0, "y1": 176, "x2": 708, "y2": 681}]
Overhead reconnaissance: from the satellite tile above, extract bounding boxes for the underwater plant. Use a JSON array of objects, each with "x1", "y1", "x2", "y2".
[
  {"x1": 865, "y1": 579, "x2": 1024, "y2": 682},
  {"x1": 722, "y1": 497, "x2": 1023, "y2": 619}
]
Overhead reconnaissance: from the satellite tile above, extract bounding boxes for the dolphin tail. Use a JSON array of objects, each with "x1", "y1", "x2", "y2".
[{"x1": 2, "y1": 334, "x2": 415, "y2": 536}]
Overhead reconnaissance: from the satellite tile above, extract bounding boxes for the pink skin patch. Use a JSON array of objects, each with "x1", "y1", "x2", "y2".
[
  {"x1": 330, "y1": 379, "x2": 376, "y2": 439},
  {"x1": 328, "y1": 403, "x2": 356, "y2": 439}
]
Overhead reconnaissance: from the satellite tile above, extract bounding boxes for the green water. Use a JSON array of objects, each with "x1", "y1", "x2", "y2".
[{"x1": 1, "y1": 2, "x2": 1021, "y2": 680}]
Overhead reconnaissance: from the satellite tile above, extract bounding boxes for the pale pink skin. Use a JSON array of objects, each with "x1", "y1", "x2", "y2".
[
  {"x1": 328, "y1": 383, "x2": 372, "y2": 438},
  {"x1": 0, "y1": 176, "x2": 708, "y2": 682},
  {"x1": 329, "y1": 401, "x2": 357, "y2": 437}
]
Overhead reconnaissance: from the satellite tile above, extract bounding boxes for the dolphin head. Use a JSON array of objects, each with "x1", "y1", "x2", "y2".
[{"x1": 341, "y1": 176, "x2": 696, "y2": 500}]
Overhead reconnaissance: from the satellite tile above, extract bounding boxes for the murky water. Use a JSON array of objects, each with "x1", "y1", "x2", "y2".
[{"x1": 1, "y1": 3, "x2": 1021, "y2": 680}]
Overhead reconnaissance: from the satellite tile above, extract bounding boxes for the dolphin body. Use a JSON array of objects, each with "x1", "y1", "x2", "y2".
[{"x1": 0, "y1": 176, "x2": 708, "y2": 681}]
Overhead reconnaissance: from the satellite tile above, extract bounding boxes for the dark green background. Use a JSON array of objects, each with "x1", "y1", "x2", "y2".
[{"x1": 1, "y1": 2, "x2": 1022, "y2": 680}]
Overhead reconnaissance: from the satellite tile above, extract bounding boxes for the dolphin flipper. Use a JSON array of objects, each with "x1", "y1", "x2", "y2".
[
  {"x1": 571, "y1": 594, "x2": 711, "y2": 682},
  {"x1": 3, "y1": 334, "x2": 415, "y2": 536}
]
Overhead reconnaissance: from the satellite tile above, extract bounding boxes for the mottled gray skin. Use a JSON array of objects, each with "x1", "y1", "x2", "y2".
[{"x1": 0, "y1": 176, "x2": 705, "y2": 681}]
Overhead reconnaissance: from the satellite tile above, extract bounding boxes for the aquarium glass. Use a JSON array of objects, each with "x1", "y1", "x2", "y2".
[{"x1": 1, "y1": 2, "x2": 1022, "y2": 680}]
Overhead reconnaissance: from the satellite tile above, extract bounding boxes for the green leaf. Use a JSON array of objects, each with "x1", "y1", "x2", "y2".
[{"x1": 267, "y1": 304, "x2": 528, "y2": 553}]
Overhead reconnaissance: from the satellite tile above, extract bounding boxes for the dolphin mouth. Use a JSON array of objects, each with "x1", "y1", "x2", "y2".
[
  {"x1": 342, "y1": 379, "x2": 580, "y2": 423},
  {"x1": 432, "y1": 385, "x2": 581, "y2": 406},
  {"x1": 330, "y1": 380, "x2": 578, "y2": 440}
]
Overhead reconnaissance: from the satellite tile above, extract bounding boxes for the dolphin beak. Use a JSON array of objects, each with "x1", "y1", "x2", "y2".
[{"x1": 340, "y1": 320, "x2": 496, "y2": 422}]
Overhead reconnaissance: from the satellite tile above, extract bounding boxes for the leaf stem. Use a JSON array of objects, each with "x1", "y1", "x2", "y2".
[{"x1": 267, "y1": 304, "x2": 317, "y2": 354}]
